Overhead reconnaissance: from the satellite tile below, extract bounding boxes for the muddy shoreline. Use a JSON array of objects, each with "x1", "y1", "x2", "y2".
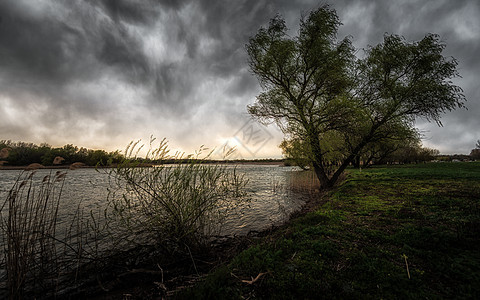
[{"x1": 68, "y1": 190, "x2": 325, "y2": 299}]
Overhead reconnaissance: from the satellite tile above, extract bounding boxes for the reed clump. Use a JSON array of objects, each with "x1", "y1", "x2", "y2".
[
  {"x1": 0, "y1": 171, "x2": 65, "y2": 299},
  {"x1": 0, "y1": 138, "x2": 250, "y2": 298},
  {"x1": 0, "y1": 170, "x2": 106, "y2": 299},
  {"x1": 106, "y1": 138, "x2": 249, "y2": 250},
  {"x1": 286, "y1": 169, "x2": 321, "y2": 194}
]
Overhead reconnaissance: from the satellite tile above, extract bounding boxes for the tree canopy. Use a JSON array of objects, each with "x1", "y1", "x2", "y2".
[
  {"x1": 247, "y1": 5, "x2": 465, "y2": 188},
  {"x1": 0, "y1": 140, "x2": 123, "y2": 167},
  {"x1": 471, "y1": 140, "x2": 480, "y2": 160}
]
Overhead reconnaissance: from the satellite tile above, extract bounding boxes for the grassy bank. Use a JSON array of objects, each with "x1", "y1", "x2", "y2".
[{"x1": 180, "y1": 162, "x2": 480, "y2": 299}]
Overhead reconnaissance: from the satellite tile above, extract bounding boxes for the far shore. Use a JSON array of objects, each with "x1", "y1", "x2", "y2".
[{"x1": 0, "y1": 160, "x2": 286, "y2": 170}]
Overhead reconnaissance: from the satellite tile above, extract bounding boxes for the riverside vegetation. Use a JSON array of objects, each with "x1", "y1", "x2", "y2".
[
  {"x1": 0, "y1": 139, "x2": 249, "y2": 299},
  {"x1": 0, "y1": 140, "x2": 123, "y2": 167},
  {"x1": 2, "y1": 154, "x2": 478, "y2": 298},
  {"x1": 180, "y1": 162, "x2": 480, "y2": 299}
]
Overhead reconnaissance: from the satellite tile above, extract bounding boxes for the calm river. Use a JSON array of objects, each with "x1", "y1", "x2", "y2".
[
  {"x1": 0, "y1": 165, "x2": 308, "y2": 237},
  {"x1": 0, "y1": 164, "x2": 311, "y2": 294}
]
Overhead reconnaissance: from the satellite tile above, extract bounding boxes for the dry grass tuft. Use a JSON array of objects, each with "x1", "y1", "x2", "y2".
[
  {"x1": 0, "y1": 148, "x2": 10, "y2": 159},
  {"x1": 286, "y1": 170, "x2": 321, "y2": 194},
  {"x1": 0, "y1": 170, "x2": 104, "y2": 299},
  {"x1": 1, "y1": 171, "x2": 65, "y2": 298},
  {"x1": 53, "y1": 156, "x2": 65, "y2": 165},
  {"x1": 69, "y1": 162, "x2": 85, "y2": 170},
  {"x1": 24, "y1": 163, "x2": 44, "y2": 171}
]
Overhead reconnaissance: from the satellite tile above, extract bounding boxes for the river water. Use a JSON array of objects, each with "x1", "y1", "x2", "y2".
[
  {"x1": 0, "y1": 164, "x2": 312, "y2": 296},
  {"x1": 0, "y1": 165, "x2": 307, "y2": 237}
]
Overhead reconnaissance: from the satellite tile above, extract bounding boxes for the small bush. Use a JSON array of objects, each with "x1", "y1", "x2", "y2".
[{"x1": 106, "y1": 138, "x2": 248, "y2": 249}]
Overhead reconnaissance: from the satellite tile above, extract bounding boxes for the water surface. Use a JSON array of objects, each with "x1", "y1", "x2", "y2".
[{"x1": 0, "y1": 165, "x2": 307, "y2": 237}]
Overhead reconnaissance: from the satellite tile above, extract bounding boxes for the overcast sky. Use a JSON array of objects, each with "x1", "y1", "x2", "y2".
[{"x1": 0, "y1": 0, "x2": 478, "y2": 158}]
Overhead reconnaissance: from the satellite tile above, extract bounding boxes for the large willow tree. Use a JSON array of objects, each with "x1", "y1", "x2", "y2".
[{"x1": 247, "y1": 5, "x2": 465, "y2": 188}]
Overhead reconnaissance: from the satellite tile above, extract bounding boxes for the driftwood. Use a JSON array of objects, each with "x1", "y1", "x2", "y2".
[{"x1": 241, "y1": 272, "x2": 267, "y2": 285}]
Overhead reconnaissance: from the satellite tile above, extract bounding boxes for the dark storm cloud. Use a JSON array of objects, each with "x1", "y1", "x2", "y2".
[
  {"x1": 0, "y1": 1, "x2": 149, "y2": 94},
  {"x1": 0, "y1": 0, "x2": 478, "y2": 154},
  {"x1": 0, "y1": 0, "x2": 280, "y2": 149},
  {"x1": 93, "y1": 0, "x2": 275, "y2": 111},
  {"x1": 0, "y1": 2, "x2": 84, "y2": 84},
  {"x1": 93, "y1": 0, "x2": 161, "y2": 25},
  {"x1": 0, "y1": 0, "x2": 274, "y2": 114},
  {"x1": 146, "y1": 0, "x2": 275, "y2": 99}
]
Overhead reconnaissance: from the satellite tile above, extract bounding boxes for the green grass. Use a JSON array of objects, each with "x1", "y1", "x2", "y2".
[{"x1": 178, "y1": 162, "x2": 480, "y2": 299}]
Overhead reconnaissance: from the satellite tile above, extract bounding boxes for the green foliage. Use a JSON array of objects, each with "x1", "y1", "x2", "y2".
[
  {"x1": 0, "y1": 140, "x2": 124, "y2": 167},
  {"x1": 471, "y1": 149, "x2": 480, "y2": 160},
  {"x1": 375, "y1": 137, "x2": 439, "y2": 165},
  {"x1": 471, "y1": 140, "x2": 480, "y2": 160},
  {"x1": 279, "y1": 138, "x2": 311, "y2": 170},
  {"x1": 246, "y1": 5, "x2": 465, "y2": 187},
  {"x1": 359, "y1": 33, "x2": 464, "y2": 123},
  {"x1": 185, "y1": 163, "x2": 480, "y2": 299}
]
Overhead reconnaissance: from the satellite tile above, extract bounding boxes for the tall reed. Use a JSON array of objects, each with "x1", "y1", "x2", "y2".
[
  {"x1": 286, "y1": 169, "x2": 321, "y2": 195},
  {"x1": 107, "y1": 138, "x2": 249, "y2": 250},
  {"x1": 0, "y1": 138, "x2": 250, "y2": 297},
  {"x1": 0, "y1": 169, "x2": 105, "y2": 299},
  {"x1": 0, "y1": 170, "x2": 65, "y2": 299}
]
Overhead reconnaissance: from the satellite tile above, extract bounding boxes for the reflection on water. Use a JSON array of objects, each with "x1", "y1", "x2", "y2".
[
  {"x1": 0, "y1": 165, "x2": 308, "y2": 237},
  {"x1": 220, "y1": 165, "x2": 308, "y2": 235}
]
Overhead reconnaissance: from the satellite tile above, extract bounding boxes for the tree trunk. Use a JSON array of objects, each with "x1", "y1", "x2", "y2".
[
  {"x1": 305, "y1": 127, "x2": 331, "y2": 189},
  {"x1": 364, "y1": 155, "x2": 374, "y2": 168},
  {"x1": 353, "y1": 155, "x2": 361, "y2": 168},
  {"x1": 312, "y1": 160, "x2": 330, "y2": 188},
  {"x1": 328, "y1": 120, "x2": 387, "y2": 186},
  {"x1": 328, "y1": 133, "x2": 376, "y2": 186}
]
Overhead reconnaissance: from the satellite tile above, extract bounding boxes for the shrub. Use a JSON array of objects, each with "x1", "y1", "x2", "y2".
[{"x1": 106, "y1": 138, "x2": 248, "y2": 249}]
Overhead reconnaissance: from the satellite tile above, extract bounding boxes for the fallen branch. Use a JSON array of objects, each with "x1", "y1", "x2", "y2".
[
  {"x1": 403, "y1": 254, "x2": 411, "y2": 279},
  {"x1": 241, "y1": 272, "x2": 267, "y2": 285}
]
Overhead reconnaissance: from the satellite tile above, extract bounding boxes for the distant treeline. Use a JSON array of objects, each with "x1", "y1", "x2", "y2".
[
  {"x1": 0, "y1": 140, "x2": 124, "y2": 167},
  {"x1": 436, "y1": 154, "x2": 478, "y2": 162},
  {"x1": 0, "y1": 140, "x2": 286, "y2": 168},
  {"x1": 1, "y1": 139, "x2": 476, "y2": 168}
]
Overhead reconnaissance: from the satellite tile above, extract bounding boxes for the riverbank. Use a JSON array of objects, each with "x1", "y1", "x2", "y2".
[
  {"x1": 178, "y1": 162, "x2": 480, "y2": 299},
  {"x1": 5, "y1": 163, "x2": 477, "y2": 298},
  {"x1": 0, "y1": 159, "x2": 285, "y2": 170},
  {"x1": 0, "y1": 164, "x2": 302, "y2": 298}
]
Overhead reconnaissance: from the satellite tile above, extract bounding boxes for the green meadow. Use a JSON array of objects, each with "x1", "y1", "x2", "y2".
[{"x1": 181, "y1": 162, "x2": 480, "y2": 299}]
